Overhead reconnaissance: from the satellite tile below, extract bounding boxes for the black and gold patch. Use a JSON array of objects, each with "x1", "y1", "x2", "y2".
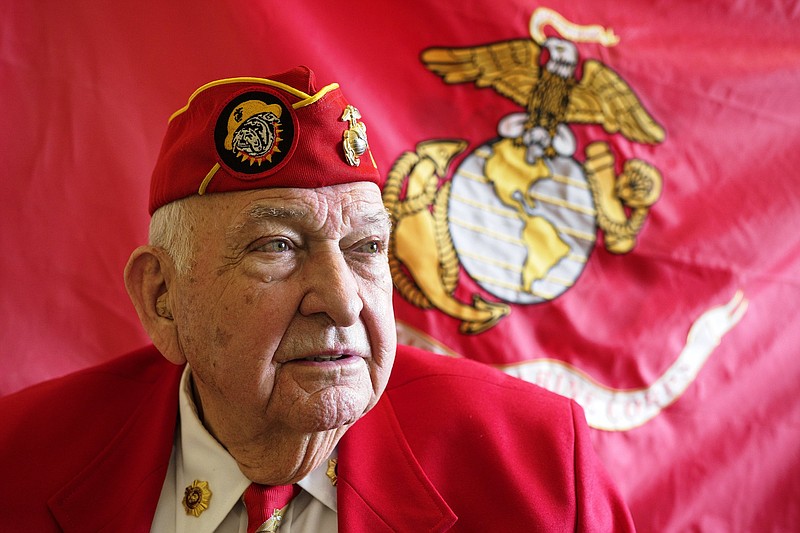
[{"x1": 214, "y1": 90, "x2": 296, "y2": 177}]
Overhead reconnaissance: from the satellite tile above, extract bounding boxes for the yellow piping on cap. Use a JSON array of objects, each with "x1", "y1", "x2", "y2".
[
  {"x1": 293, "y1": 83, "x2": 339, "y2": 108},
  {"x1": 198, "y1": 163, "x2": 220, "y2": 195},
  {"x1": 168, "y1": 77, "x2": 340, "y2": 122}
]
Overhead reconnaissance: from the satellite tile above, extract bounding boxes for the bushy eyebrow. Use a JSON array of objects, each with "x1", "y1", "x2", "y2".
[
  {"x1": 362, "y1": 209, "x2": 392, "y2": 230},
  {"x1": 228, "y1": 203, "x2": 391, "y2": 239},
  {"x1": 246, "y1": 205, "x2": 307, "y2": 221},
  {"x1": 227, "y1": 205, "x2": 307, "y2": 235}
]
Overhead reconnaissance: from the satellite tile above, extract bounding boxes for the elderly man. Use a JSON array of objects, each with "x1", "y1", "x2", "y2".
[{"x1": 0, "y1": 66, "x2": 636, "y2": 532}]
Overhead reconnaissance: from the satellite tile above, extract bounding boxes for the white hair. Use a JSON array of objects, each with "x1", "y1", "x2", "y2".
[{"x1": 148, "y1": 197, "x2": 199, "y2": 274}]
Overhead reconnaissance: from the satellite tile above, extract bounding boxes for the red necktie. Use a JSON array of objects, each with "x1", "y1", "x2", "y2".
[{"x1": 243, "y1": 483, "x2": 301, "y2": 533}]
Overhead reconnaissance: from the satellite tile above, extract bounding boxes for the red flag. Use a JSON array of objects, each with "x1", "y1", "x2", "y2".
[{"x1": 1, "y1": 1, "x2": 798, "y2": 531}]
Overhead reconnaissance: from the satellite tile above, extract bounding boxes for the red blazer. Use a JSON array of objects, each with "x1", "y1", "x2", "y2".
[{"x1": 0, "y1": 345, "x2": 635, "y2": 532}]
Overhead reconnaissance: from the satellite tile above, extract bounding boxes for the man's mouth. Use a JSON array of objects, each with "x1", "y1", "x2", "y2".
[{"x1": 303, "y1": 355, "x2": 347, "y2": 362}]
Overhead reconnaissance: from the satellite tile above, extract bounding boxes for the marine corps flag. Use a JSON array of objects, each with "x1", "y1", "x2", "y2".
[{"x1": 1, "y1": 0, "x2": 798, "y2": 531}]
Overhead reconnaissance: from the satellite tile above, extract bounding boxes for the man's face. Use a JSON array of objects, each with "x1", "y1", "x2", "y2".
[{"x1": 170, "y1": 182, "x2": 396, "y2": 439}]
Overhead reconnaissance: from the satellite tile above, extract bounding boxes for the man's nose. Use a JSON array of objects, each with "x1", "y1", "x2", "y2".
[{"x1": 298, "y1": 250, "x2": 363, "y2": 326}]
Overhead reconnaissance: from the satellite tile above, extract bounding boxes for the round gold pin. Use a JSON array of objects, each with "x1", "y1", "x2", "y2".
[{"x1": 182, "y1": 479, "x2": 212, "y2": 517}]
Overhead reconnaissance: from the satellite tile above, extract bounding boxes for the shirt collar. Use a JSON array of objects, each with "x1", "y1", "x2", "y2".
[
  {"x1": 174, "y1": 365, "x2": 338, "y2": 530},
  {"x1": 175, "y1": 365, "x2": 251, "y2": 531},
  {"x1": 297, "y1": 448, "x2": 338, "y2": 512}
]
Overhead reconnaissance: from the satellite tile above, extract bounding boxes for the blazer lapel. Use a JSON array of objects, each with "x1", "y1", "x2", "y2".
[
  {"x1": 47, "y1": 362, "x2": 181, "y2": 532},
  {"x1": 337, "y1": 395, "x2": 457, "y2": 533}
]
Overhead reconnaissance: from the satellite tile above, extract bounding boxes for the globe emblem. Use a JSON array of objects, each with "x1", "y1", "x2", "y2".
[{"x1": 448, "y1": 139, "x2": 597, "y2": 304}]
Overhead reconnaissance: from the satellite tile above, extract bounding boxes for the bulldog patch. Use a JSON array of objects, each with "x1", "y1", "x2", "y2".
[{"x1": 214, "y1": 90, "x2": 297, "y2": 177}]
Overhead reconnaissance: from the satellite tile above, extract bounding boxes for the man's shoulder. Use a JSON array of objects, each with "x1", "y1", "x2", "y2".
[
  {"x1": 388, "y1": 344, "x2": 575, "y2": 423},
  {"x1": 0, "y1": 345, "x2": 181, "y2": 453},
  {"x1": 0, "y1": 346, "x2": 182, "y2": 524},
  {"x1": 372, "y1": 345, "x2": 585, "y2": 508},
  {"x1": 357, "y1": 346, "x2": 635, "y2": 532},
  {"x1": 391, "y1": 344, "x2": 567, "y2": 398},
  {"x1": 0, "y1": 345, "x2": 178, "y2": 413}
]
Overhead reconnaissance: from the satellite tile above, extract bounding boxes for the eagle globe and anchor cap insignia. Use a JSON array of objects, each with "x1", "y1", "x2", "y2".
[
  {"x1": 385, "y1": 7, "x2": 666, "y2": 336},
  {"x1": 214, "y1": 89, "x2": 297, "y2": 177},
  {"x1": 341, "y1": 104, "x2": 370, "y2": 167}
]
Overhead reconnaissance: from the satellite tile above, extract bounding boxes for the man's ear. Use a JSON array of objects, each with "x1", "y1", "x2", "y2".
[{"x1": 124, "y1": 246, "x2": 186, "y2": 365}]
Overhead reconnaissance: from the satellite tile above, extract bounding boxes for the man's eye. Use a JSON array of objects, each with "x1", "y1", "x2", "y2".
[
  {"x1": 256, "y1": 239, "x2": 291, "y2": 253},
  {"x1": 358, "y1": 240, "x2": 382, "y2": 254}
]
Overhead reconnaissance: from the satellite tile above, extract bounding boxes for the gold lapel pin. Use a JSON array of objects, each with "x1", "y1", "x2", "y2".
[
  {"x1": 182, "y1": 479, "x2": 212, "y2": 517},
  {"x1": 326, "y1": 458, "x2": 338, "y2": 487}
]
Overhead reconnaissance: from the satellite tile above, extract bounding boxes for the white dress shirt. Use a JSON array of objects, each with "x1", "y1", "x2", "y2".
[{"x1": 150, "y1": 365, "x2": 338, "y2": 532}]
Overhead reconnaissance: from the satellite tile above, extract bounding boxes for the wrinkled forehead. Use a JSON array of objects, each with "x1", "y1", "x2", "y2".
[{"x1": 190, "y1": 183, "x2": 390, "y2": 237}]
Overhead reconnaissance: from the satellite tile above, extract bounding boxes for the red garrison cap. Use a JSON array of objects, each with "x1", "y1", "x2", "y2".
[{"x1": 149, "y1": 66, "x2": 381, "y2": 214}]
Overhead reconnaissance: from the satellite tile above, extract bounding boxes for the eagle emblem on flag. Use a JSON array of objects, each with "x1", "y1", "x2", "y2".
[{"x1": 384, "y1": 7, "x2": 665, "y2": 334}]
